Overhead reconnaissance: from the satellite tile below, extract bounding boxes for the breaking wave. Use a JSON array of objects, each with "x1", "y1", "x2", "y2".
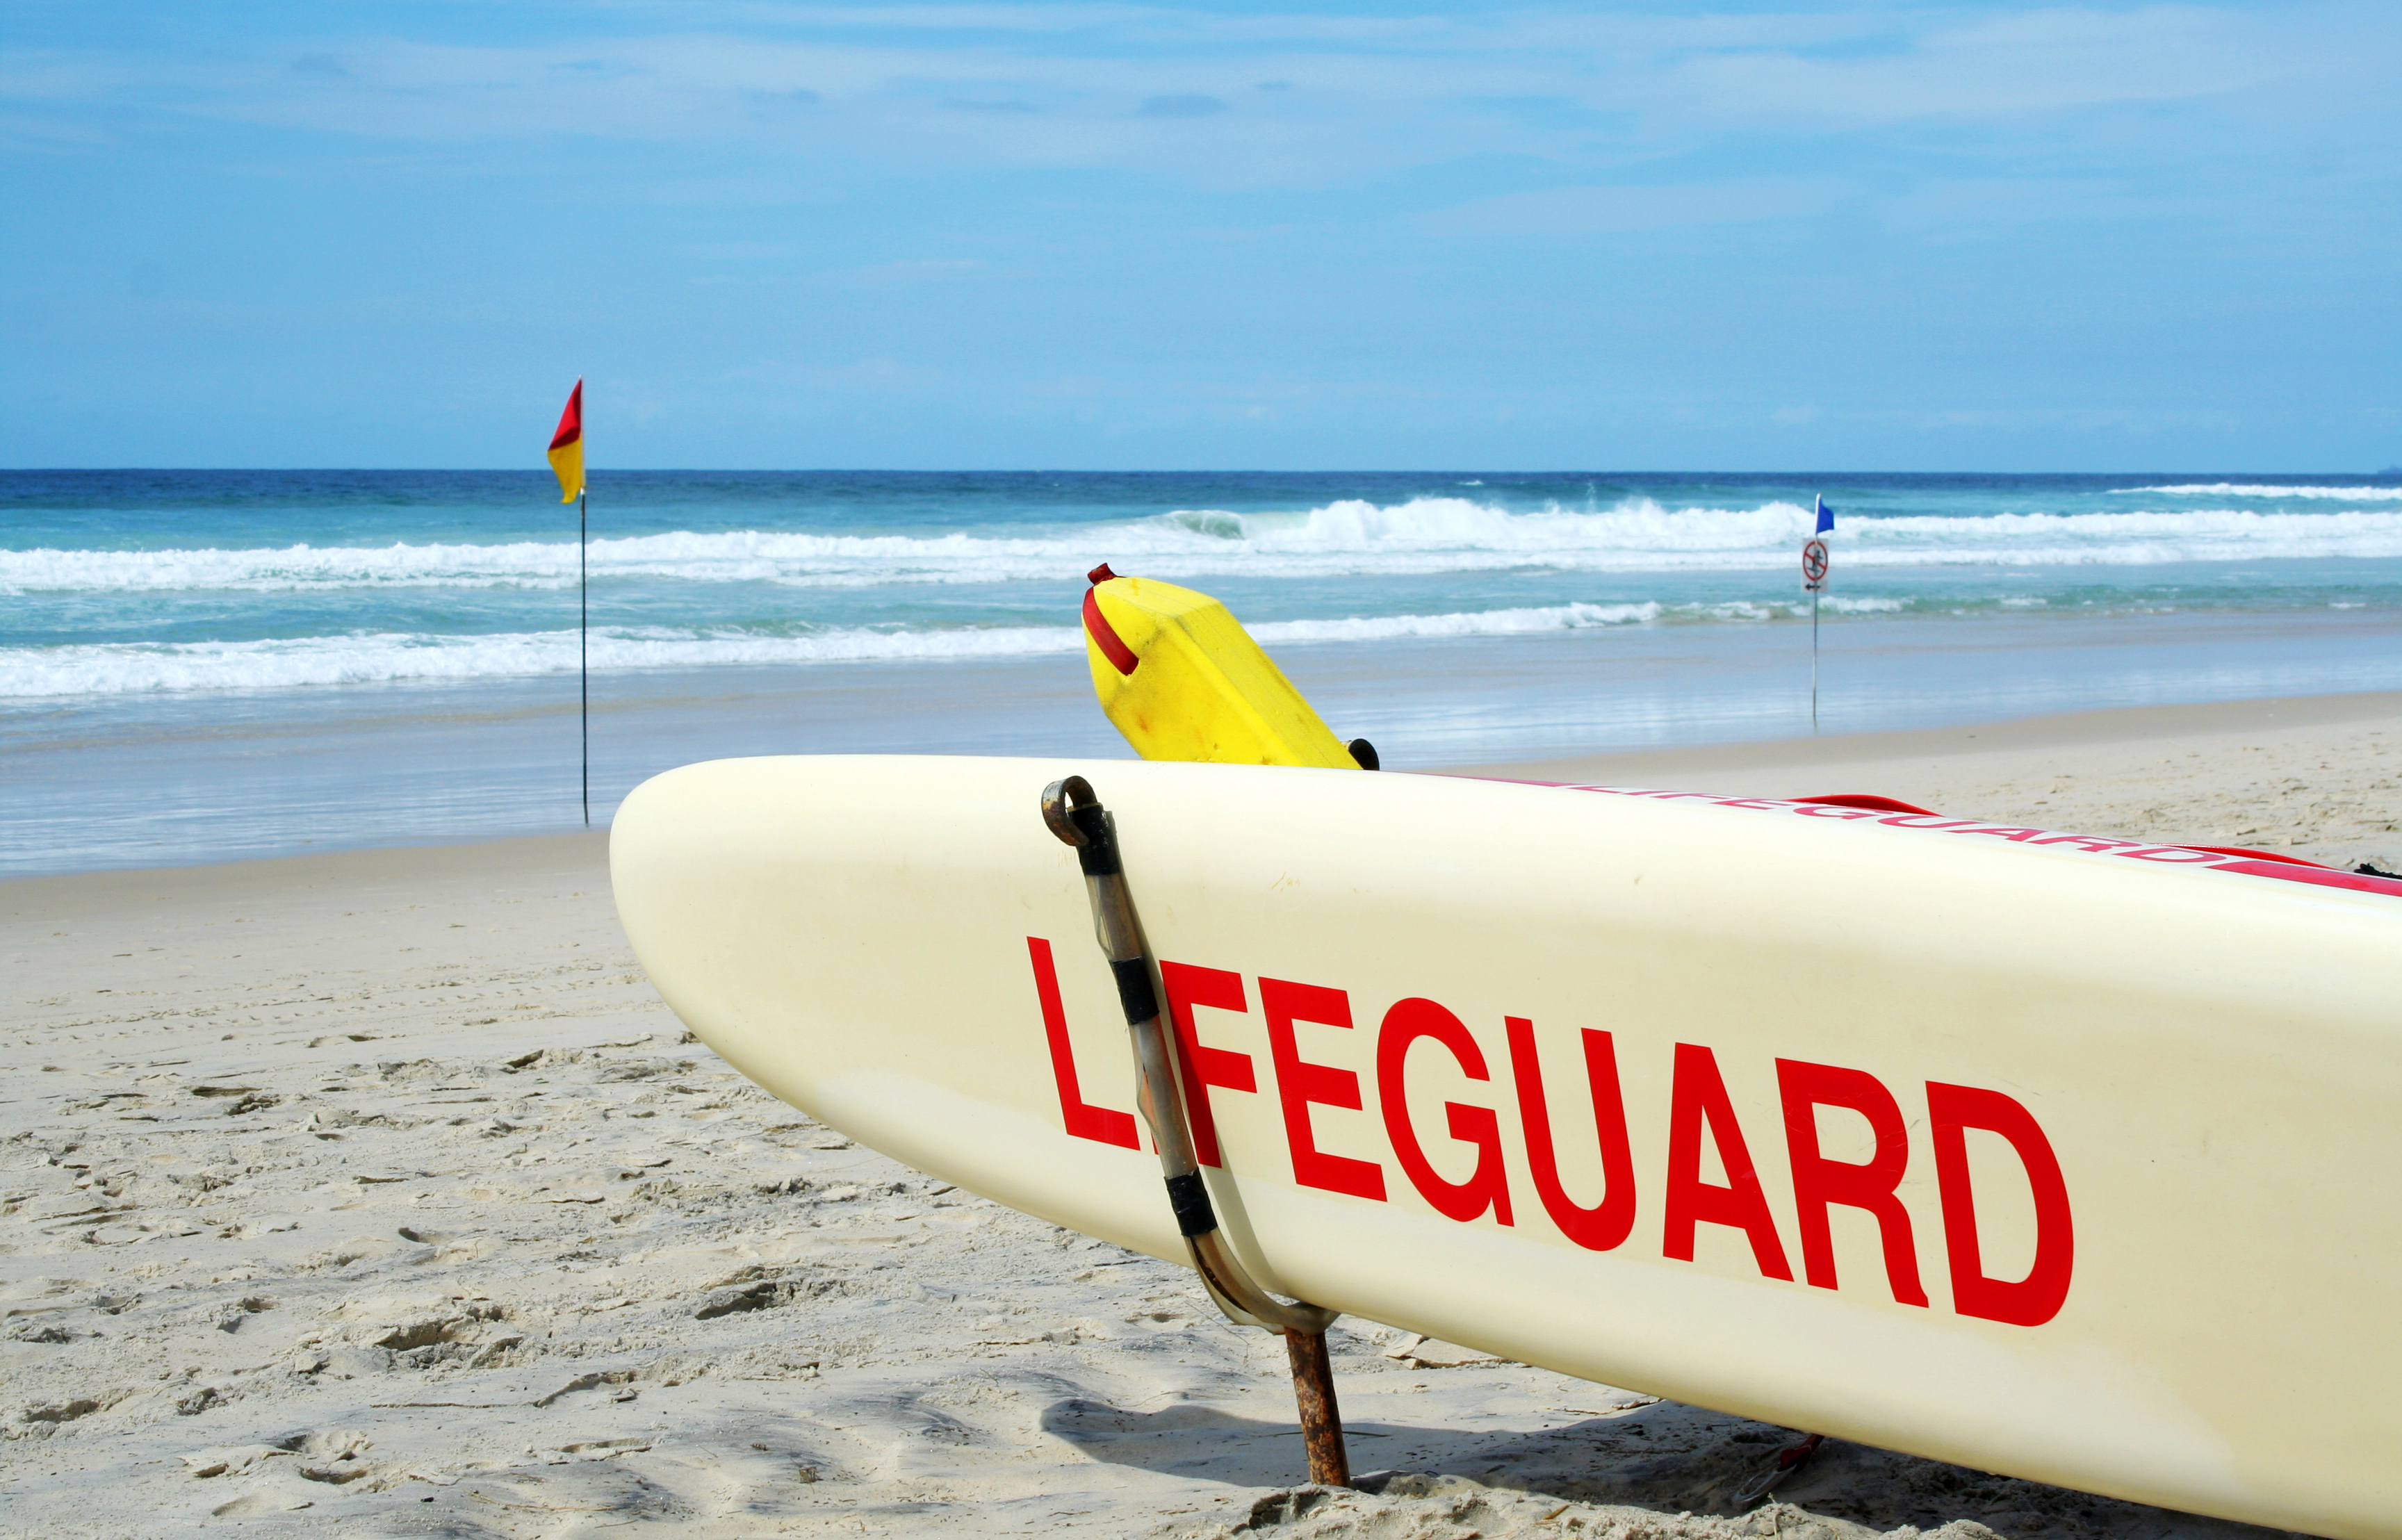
[
  {"x1": 0, "y1": 598, "x2": 1911, "y2": 699},
  {"x1": 15, "y1": 496, "x2": 2402, "y2": 596},
  {"x1": 2121, "y1": 484, "x2": 2402, "y2": 500}
]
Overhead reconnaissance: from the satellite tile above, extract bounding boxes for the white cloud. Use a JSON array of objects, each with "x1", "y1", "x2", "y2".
[
  {"x1": 843, "y1": 256, "x2": 989, "y2": 282},
  {"x1": 1647, "y1": 6, "x2": 2308, "y2": 129},
  {"x1": 1421, "y1": 179, "x2": 1837, "y2": 236},
  {"x1": 0, "y1": 3, "x2": 2391, "y2": 192}
]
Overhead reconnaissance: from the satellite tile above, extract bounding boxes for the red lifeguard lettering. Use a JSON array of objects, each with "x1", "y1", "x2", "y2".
[
  {"x1": 1376, "y1": 999, "x2": 1512, "y2": 1226},
  {"x1": 1662, "y1": 1044, "x2": 1794, "y2": 1281},
  {"x1": 1776, "y1": 1060, "x2": 1929, "y2": 1306},
  {"x1": 2027, "y1": 835, "x2": 2141, "y2": 852},
  {"x1": 1026, "y1": 937, "x2": 1138, "y2": 1150},
  {"x1": 1877, "y1": 815, "x2": 1977, "y2": 830},
  {"x1": 1958, "y1": 826, "x2": 2045, "y2": 842},
  {"x1": 1507, "y1": 1017, "x2": 1635, "y2": 1251},
  {"x1": 1261, "y1": 977, "x2": 1387, "y2": 1201},
  {"x1": 1927, "y1": 1082, "x2": 2075, "y2": 1326},
  {"x1": 1159, "y1": 960, "x2": 1257, "y2": 1168}
]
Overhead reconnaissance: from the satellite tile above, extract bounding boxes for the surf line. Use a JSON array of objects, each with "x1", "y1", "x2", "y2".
[
  {"x1": 1043, "y1": 774, "x2": 1353, "y2": 1489},
  {"x1": 1031, "y1": 947, "x2": 2074, "y2": 1329}
]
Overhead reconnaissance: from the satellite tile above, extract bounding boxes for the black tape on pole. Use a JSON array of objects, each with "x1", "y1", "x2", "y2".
[
  {"x1": 1070, "y1": 802, "x2": 1121, "y2": 876},
  {"x1": 1109, "y1": 958, "x2": 1159, "y2": 1024},
  {"x1": 1164, "y1": 1172, "x2": 1218, "y2": 1238}
]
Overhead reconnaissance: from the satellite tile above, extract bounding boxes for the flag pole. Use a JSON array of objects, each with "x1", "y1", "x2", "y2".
[
  {"x1": 580, "y1": 487, "x2": 589, "y2": 827},
  {"x1": 546, "y1": 377, "x2": 589, "y2": 826},
  {"x1": 1804, "y1": 494, "x2": 1831, "y2": 735}
]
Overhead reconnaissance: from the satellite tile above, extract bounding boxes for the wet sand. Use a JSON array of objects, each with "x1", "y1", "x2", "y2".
[
  {"x1": 1457, "y1": 688, "x2": 2402, "y2": 871},
  {"x1": 5, "y1": 691, "x2": 2393, "y2": 1538},
  {"x1": 19, "y1": 605, "x2": 2402, "y2": 878}
]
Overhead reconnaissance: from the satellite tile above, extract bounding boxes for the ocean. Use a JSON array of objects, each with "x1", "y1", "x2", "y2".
[{"x1": 8, "y1": 469, "x2": 2402, "y2": 876}]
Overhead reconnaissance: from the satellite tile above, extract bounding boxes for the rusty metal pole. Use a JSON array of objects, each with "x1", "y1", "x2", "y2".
[
  {"x1": 1044, "y1": 774, "x2": 1353, "y2": 1489},
  {"x1": 1284, "y1": 1327, "x2": 1350, "y2": 1486}
]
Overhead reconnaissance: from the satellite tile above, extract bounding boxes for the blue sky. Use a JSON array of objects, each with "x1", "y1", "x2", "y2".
[{"x1": 3, "y1": 2, "x2": 2396, "y2": 470}]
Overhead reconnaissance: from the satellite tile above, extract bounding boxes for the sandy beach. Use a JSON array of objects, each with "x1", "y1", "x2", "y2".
[{"x1": 6, "y1": 689, "x2": 2396, "y2": 1539}]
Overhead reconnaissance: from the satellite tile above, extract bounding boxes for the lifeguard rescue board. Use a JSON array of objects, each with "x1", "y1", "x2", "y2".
[{"x1": 608, "y1": 753, "x2": 2402, "y2": 1540}]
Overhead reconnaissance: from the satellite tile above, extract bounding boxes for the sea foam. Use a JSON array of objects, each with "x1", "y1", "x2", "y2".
[
  {"x1": 0, "y1": 599, "x2": 1877, "y2": 699},
  {"x1": 2122, "y1": 484, "x2": 2402, "y2": 500},
  {"x1": 13, "y1": 495, "x2": 2402, "y2": 595}
]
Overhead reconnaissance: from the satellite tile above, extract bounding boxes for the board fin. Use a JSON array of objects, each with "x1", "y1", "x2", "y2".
[{"x1": 1081, "y1": 567, "x2": 1361, "y2": 768}]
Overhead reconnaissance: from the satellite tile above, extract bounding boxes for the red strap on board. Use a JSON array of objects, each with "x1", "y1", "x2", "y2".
[
  {"x1": 2208, "y1": 860, "x2": 2402, "y2": 894},
  {"x1": 2174, "y1": 845, "x2": 2318, "y2": 866},
  {"x1": 1081, "y1": 587, "x2": 1138, "y2": 675},
  {"x1": 1792, "y1": 794, "x2": 1936, "y2": 815}
]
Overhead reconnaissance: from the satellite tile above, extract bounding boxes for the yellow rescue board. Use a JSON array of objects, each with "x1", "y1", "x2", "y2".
[
  {"x1": 613, "y1": 754, "x2": 2402, "y2": 1540},
  {"x1": 1081, "y1": 571, "x2": 1359, "y2": 768}
]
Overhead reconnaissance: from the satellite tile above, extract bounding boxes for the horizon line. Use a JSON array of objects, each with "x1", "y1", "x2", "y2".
[{"x1": 6, "y1": 466, "x2": 2399, "y2": 479}]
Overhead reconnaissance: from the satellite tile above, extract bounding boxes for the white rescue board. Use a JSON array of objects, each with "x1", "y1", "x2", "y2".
[{"x1": 610, "y1": 754, "x2": 2402, "y2": 1540}]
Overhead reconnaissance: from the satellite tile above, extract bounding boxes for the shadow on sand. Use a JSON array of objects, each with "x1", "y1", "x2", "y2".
[{"x1": 1042, "y1": 1395, "x2": 2284, "y2": 1539}]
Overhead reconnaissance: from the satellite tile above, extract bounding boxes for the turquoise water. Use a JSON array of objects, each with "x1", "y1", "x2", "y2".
[{"x1": 6, "y1": 470, "x2": 2401, "y2": 874}]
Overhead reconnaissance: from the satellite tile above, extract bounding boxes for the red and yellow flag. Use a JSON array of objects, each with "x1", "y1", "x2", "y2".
[{"x1": 548, "y1": 379, "x2": 585, "y2": 502}]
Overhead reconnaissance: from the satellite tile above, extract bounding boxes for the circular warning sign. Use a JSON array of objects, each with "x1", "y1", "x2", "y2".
[{"x1": 1801, "y1": 538, "x2": 1830, "y2": 587}]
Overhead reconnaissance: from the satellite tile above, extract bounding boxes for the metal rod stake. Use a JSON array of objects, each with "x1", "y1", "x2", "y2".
[{"x1": 1285, "y1": 1327, "x2": 1350, "y2": 1487}]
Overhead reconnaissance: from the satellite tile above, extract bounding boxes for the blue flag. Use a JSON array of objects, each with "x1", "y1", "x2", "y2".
[{"x1": 1814, "y1": 494, "x2": 1835, "y2": 533}]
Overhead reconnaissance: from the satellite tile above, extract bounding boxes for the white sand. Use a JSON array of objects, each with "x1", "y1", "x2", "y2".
[{"x1": 8, "y1": 692, "x2": 2394, "y2": 1539}]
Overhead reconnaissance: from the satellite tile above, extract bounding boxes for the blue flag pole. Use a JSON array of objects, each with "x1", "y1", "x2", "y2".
[{"x1": 1807, "y1": 496, "x2": 1834, "y2": 732}]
